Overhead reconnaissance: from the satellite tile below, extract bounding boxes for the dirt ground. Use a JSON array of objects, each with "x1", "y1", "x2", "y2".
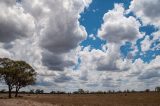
[{"x1": 0, "y1": 92, "x2": 160, "y2": 106}]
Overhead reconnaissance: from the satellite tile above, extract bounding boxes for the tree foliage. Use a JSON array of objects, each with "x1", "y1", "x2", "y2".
[
  {"x1": 0, "y1": 58, "x2": 36, "y2": 98},
  {"x1": 0, "y1": 58, "x2": 16, "y2": 98},
  {"x1": 155, "y1": 87, "x2": 160, "y2": 92},
  {"x1": 13, "y1": 60, "x2": 36, "y2": 97}
]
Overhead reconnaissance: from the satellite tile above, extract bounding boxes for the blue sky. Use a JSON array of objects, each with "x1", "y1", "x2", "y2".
[
  {"x1": 80, "y1": 0, "x2": 160, "y2": 63},
  {"x1": 80, "y1": 0, "x2": 131, "y2": 50}
]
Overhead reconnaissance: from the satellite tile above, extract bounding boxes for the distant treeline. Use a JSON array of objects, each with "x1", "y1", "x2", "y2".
[{"x1": 1, "y1": 87, "x2": 160, "y2": 94}]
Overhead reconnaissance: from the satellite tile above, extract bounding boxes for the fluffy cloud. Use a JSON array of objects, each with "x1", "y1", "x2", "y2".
[
  {"x1": 98, "y1": 4, "x2": 141, "y2": 43},
  {"x1": 129, "y1": 0, "x2": 160, "y2": 57},
  {"x1": 54, "y1": 73, "x2": 73, "y2": 83},
  {"x1": 77, "y1": 43, "x2": 160, "y2": 91},
  {"x1": 140, "y1": 31, "x2": 160, "y2": 53},
  {"x1": 0, "y1": 0, "x2": 92, "y2": 91},
  {"x1": 96, "y1": 4, "x2": 140, "y2": 72},
  {"x1": 0, "y1": 0, "x2": 160, "y2": 92},
  {"x1": 152, "y1": 31, "x2": 160, "y2": 51},
  {"x1": 0, "y1": 48, "x2": 11, "y2": 58},
  {"x1": 126, "y1": 55, "x2": 160, "y2": 79},
  {"x1": 141, "y1": 35, "x2": 152, "y2": 52},
  {"x1": 19, "y1": 0, "x2": 89, "y2": 71},
  {"x1": 129, "y1": 0, "x2": 160, "y2": 27},
  {"x1": 79, "y1": 44, "x2": 128, "y2": 72},
  {"x1": 41, "y1": 50, "x2": 76, "y2": 71},
  {"x1": 0, "y1": 1, "x2": 35, "y2": 43},
  {"x1": 138, "y1": 69, "x2": 160, "y2": 80},
  {"x1": 39, "y1": 0, "x2": 87, "y2": 53}
]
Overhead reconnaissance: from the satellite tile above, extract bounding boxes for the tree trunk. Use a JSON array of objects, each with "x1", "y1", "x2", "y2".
[
  {"x1": 8, "y1": 86, "x2": 12, "y2": 98},
  {"x1": 15, "y1": 87, "x2": 19, "y2": 97}
]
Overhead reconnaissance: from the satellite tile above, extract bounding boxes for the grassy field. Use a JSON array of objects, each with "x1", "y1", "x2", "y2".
[{"x1": 0, "y1": 92, "x2": 160, "y2": 106}]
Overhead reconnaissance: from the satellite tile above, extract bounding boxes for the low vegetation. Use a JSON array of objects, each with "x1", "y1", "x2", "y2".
[{"x1": 1, "y1": 92, "x2": 160, "y2": 106}]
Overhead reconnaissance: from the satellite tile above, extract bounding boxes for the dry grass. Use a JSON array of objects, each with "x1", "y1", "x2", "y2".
[
  {"x1": 0, "y1": 92, "x2": 160, "y2": 106},
  {"x1": 0, "y1": 99, "x2": 53, "y2": 106},
  {"x1": 24, "y1": 92, "x2": 160, "y2": 106}
]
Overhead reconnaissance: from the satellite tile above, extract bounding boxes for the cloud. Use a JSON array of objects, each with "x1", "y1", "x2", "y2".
[
  {"x1": 79, "y1": 44, "x2": 130, "y2": 72},
  {"x1": 20, "y1": 0, "x2": 89, "y2": 71},
  {"x1": 152, "y1": 31, "x2": 160, "y2": 51},
  {"x1": 141, "y1": 35, "x2": 152, "y2": 52},
  {"x1": 54, "y1": 73, "x2": 73, "y2": 83},
  {"x1": 0, "y1": 0, "x2": 92, "y2": 90},
  {"x1": 102, "y1": 78, "x2": 119, "y2": 88},
  {"x1": 129, "y1": 0, "x2": 160, "y2": 27},
  {"x1": 0, "y1": 48, "x2": 11, "y2": 58},
  {"x1": 41, "y1": 51, "x2": 75, "y2": 71},
  {"x1": 140, "y1": 30, "x2": 160, "y2": 53},
  {"x1": 0, "y1": 0, "x2": 160, "y2": 92},
  {"x1": 127, "y1": 56, "x2": 160, "y2": 79},
  {"x1": 98, "y1": 4, "x2": 141, "y2": 43},
  {"x1": 129, "y1": 0, "x2": 160, "y2": 55},
  {"x1": 83, "y1": 0, "x2": 92, "y2": 7},
  {"x1": 38, "y1": 1, "x2": 87, "y2": 53},
  {"x1": 36, "y1": 76, "x2": 55, "y2": 87},
  {"x1": 0, "y1": 0, "x2": 16, "y2": 7},
  {"x1": 0, "y1": 1, "x2": 35, "y2": 43},
  {"x1": 78, "y1": 43, "x2": 160, "y2": 90},
  {"x1": 138, "y1": 69, "x2": 160, "y2": 80}
]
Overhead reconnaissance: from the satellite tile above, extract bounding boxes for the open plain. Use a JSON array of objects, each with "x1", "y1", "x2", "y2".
[{"x1": 0, "y1": 92, "x2": 160, "y2": 106}]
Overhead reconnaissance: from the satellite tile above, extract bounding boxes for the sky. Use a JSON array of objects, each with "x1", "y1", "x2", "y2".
[{"x1": 0, "y1": 0, "x2": 160, "y2": 92}]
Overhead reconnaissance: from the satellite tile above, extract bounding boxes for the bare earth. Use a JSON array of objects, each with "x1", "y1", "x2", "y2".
[{"x1": 0, "y1": 92, "x2": 160, "y2": 106}]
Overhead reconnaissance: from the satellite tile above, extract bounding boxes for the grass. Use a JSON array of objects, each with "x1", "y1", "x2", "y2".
[
  {"x1": 24, "y1": 92, "x2": 160, "y2": 106},
  {"x1": 0, "y1": 92, "x2": 160, "y2": 106}
]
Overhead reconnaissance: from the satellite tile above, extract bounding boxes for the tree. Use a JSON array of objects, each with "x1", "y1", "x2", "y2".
[
  {"x1": 0, "y1": 58, "x2": 36, "y2": 98},
  {"x1": 0, "y1": 58, "x2": 16, "y2": 98},
  {"x1": 78, "y1": 89, "x2": 85, "y2": 94},
  {"x1": 0, "y1": 89, "x2": 6, "y2": 93},
  {"x1": 155, "y1": 87, "x2": 160, "y2": 92},
  {"x1": 13, "y1": 61, "x2": 36, "y2": 97},
  {"x1": 29, "y1": 89, "x2": 35, "y2": 94},
  {"x1": 35, "y1": 89, "x2": 44, "y2": 94},
  {"x1": 50, "y1": 91, "x2": 56, "y2": 94},
  {"x1": 145, "y1": 89, "x2": 150, "y2": 92}
]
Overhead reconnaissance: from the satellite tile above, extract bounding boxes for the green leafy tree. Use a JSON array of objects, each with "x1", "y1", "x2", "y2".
[
  {"x1": 0, "y1": 58, "x2": 36, "y2": 98},
  {"x1": 0, "y1": 58, "x2": 16, "y2": 98},
  {"x1": 13, "y1": 61, "x2": 36, "y2": 97}
]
